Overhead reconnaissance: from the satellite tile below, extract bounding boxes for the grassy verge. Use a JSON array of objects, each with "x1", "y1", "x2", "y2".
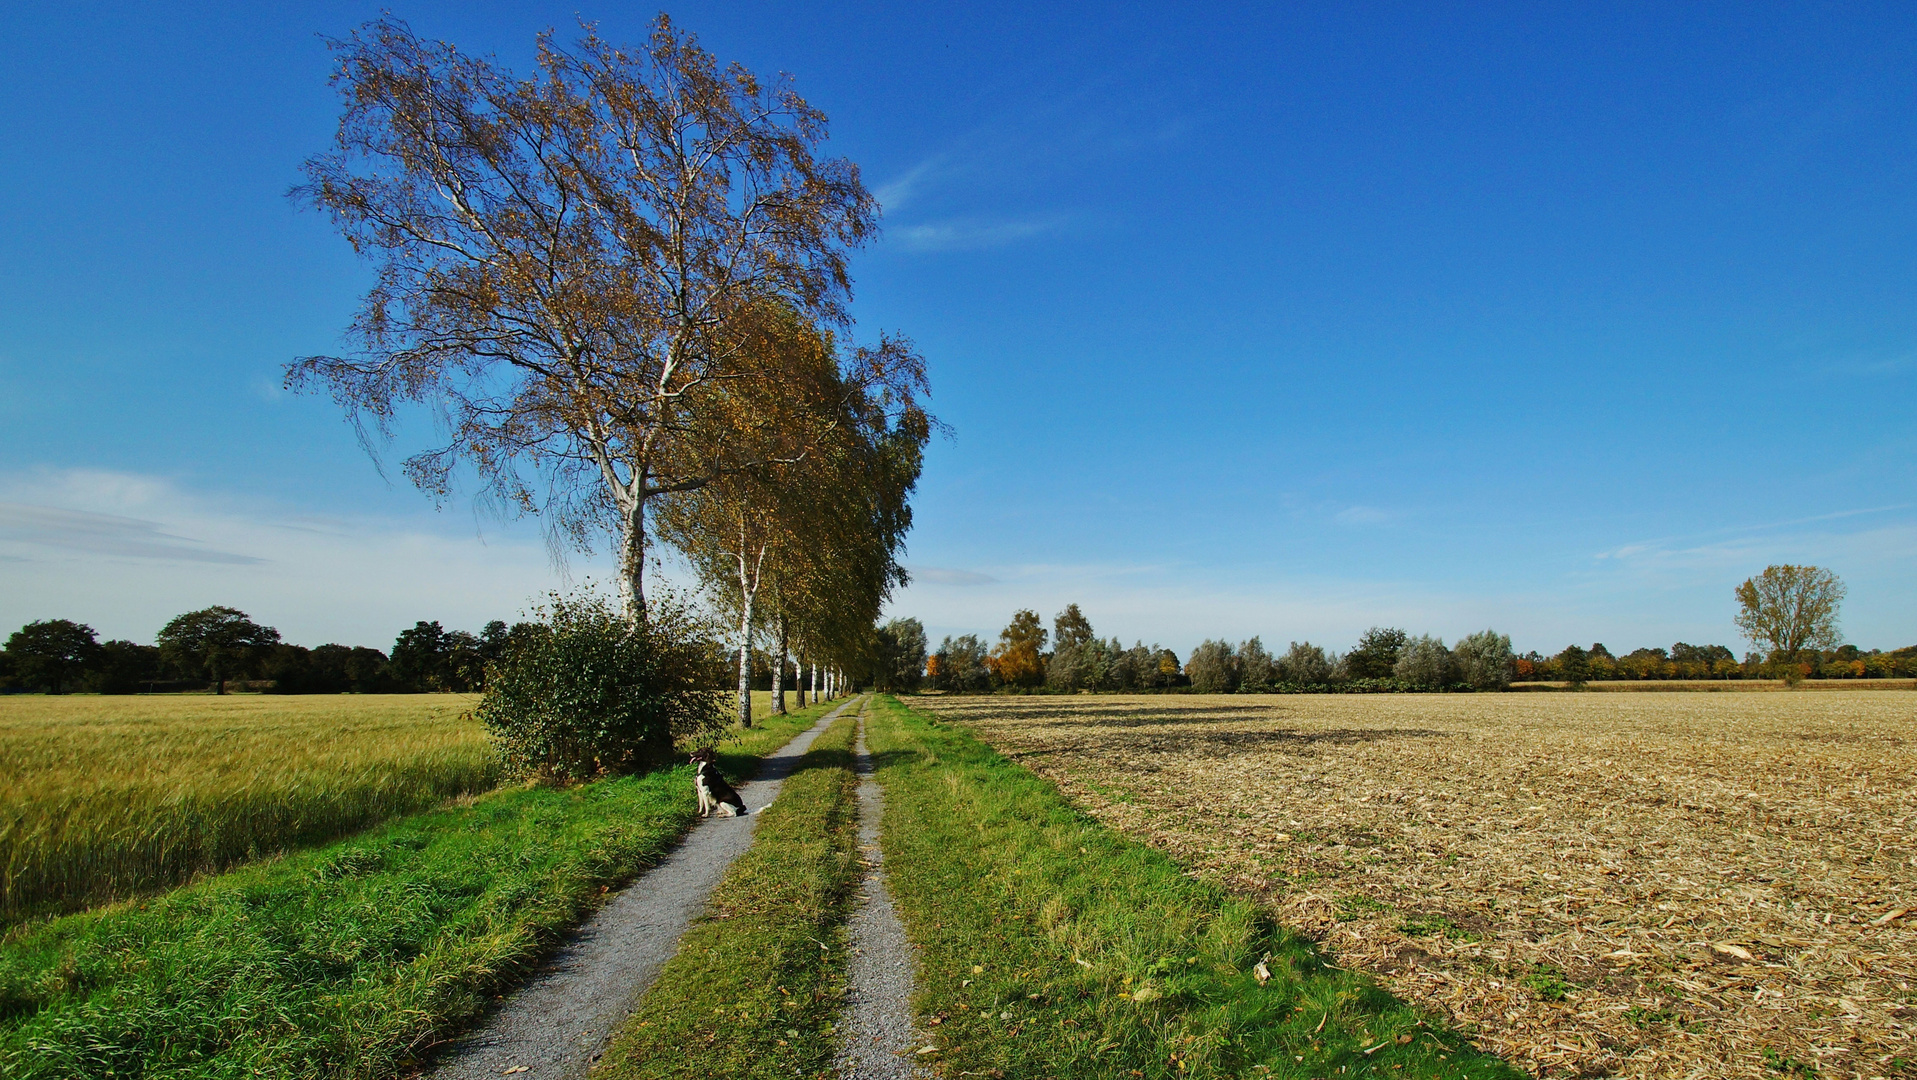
[
  {"x1": 596, "y1": 702, "x2": 862, "y2": 1080},
  {"x1": 864, "y1": 694, "x2": 1522, "y2": 1080},
  {"x1": 0, "y1": 700, "x2": 840, "y2": 1079},
  {"x1": 0, "y1": 694, "x2": 495, "y2": 923}
]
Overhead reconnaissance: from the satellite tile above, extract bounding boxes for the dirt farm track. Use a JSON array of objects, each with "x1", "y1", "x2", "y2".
[{"x1": 913, "y1": 692, "x2": 1917, "y2": 1080}]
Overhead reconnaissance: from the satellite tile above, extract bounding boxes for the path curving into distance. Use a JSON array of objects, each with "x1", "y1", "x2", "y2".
[
  {"x1": 835, "y1": 700, "x2": 932, "y2": 1079},
  {"x1": 427, "y1": 697, "x2": 863, "y2": 1080}
]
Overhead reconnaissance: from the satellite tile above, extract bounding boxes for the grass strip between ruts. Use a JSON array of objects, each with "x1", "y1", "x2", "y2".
[
  {"x1": 595, "y1": 703, "x2": 863, "y2": 1080},
  {"x1": 0, "y1": 700, "x2": 844, "y2": 1080},
  {"x1": 864, "y1": 694, "x2": 1524, "y2": 1080}
]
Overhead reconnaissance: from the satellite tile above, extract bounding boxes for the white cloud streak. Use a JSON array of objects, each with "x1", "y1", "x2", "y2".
[
  {"x1": 887, "y1": 217, "x2": 1065, "y2": 253},
  {"x1": 0, "y1": 467, "x2": 605, "y2": 647}
]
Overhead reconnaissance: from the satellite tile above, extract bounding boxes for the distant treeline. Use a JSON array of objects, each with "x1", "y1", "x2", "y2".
[
  {"x1": 858, "y1": 606, "x2": 1917, "y2": 694},
  {"x1": 2, "y1": 608, "x2": 848, "y2": 697},
  {"x1": 1517, "y1": 641, "x2": 1917, "y2": 682},
  {"x1": 1, "y1": 609, "x2": 526, "y2": 695}
]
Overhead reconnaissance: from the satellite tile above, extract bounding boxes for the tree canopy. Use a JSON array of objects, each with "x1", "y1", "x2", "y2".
[
  {"x1": 1735, "y1": 564, "x2": 1845, "y2": 667},
  {"x1": 289, "y1": 15, "x2": 911, "y2": 620},
  {"x1": 4, "y1": 620, "x2": 102, "y2": 695},
  {"x1": 156, "y1": 607, "x2": 281, "y2": 694}
]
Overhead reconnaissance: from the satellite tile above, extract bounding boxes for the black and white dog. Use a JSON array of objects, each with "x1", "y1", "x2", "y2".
[{"x1": 689, "y1": 748, "x2": 748, "y2": 817}]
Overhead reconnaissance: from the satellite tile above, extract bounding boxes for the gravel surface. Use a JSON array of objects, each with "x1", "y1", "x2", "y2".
[
  {"x1": 835, "y1": 703, "x2": 931, "y2": 1080},
  {"x1": 425, "y1": 701, "x2": 858, "y2": 1080}
]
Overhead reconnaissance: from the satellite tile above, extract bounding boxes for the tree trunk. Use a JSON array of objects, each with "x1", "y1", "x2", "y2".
[
  {"x1": 736, "y1": 590, "x2": 754, "y2": 730},
  {"x1": 773, "y1": 616, "x2": 789, "y2": 716},
  {"x1": 617, "y1": 501, "x2": 647, "y2": 625},
  {"x1": 810, "y1": 661, "x2": 817, "y2": 704}
]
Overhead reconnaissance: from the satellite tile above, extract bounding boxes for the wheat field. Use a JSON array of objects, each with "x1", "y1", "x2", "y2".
[
  {"x1": 915, "y1": 692, "x2": 1917, "y2": 1080},
  {"x1": 0, "y1": 694, "x2": 495, "y2": 923}
]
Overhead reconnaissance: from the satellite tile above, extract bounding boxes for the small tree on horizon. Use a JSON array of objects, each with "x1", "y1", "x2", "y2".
[
  {"x1": 1454, "y1": 629, "x2": 1515, "y2": 690},
  {"x1": 1344, "y1": 626, "x2": 1408, "y2": 679},
  {"x1": 986, "y1": 610, "x2": 1047, "y2": 687},
  {"x1": 157, "y1": 607, "x2": 281, "y2": 694},
  {"x1": 1734, "y1": 565, "x2": 1845, "y2": 681},
  {"x1": 1394, "y1": 635, "x2": 1456, "y2": 689},
  {"x1": 5, "y1": 620, "x2": 103, "y2": 694},
  {"x1": 1185, "y1": 639, "x2": 1239, "y2": 693},
  {"x1": 1557, "y1": 644, "x2": 1591, "y2": 688}
]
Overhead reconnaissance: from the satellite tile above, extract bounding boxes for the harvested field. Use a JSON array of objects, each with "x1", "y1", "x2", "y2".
[{"x1": 913, "y1": 693, "x2": 1917, "y2": 1079}]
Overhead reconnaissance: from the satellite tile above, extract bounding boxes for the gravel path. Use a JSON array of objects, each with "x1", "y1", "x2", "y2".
[
  {"x1": 426, "y1": 699, "x2": 860, "y2": 1080},
  {"x1": 835, "y1": 702, "x2": 932, "y2": 1080}
]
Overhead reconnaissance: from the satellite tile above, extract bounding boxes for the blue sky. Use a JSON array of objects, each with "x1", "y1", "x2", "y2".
[{"x1": 4, "y1": 2, "x2": 1915, "y2": 657}]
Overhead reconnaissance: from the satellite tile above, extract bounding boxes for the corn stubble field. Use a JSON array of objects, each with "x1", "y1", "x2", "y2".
[
  {"x1": 915, "y1": 692, "x2": 1917, "y2": 1080},
  {"x1": 0, "y1": 694, "x2": 494, "y2": 923}
]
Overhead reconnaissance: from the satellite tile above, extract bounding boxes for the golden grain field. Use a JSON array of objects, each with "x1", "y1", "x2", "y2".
[
  {"x1": 0, "y1": 694, "x2": 494, "y2": 923},
  {"x1": 914, "y1": 693, "x2": 1917, "y2": 1080}
]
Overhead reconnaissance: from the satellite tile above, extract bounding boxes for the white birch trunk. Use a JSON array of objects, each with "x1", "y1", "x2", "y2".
[
  {"x1": 615, "y1": 500, "x2": 648, "y2": 625},
  {"x1": 736, "y1": 602, "x2": 754, "y2": 729},
  {"x1": 735, "y1": 558, "x2": 756, "y2": 730},
  {"x1": 772, "y1": 616, "x2": 788, "y2": 716}
]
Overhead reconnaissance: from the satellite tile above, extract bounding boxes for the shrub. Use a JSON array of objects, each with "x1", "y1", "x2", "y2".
[
  {"x1": 1343, "y1": 627, "x2": 1408, "y2": 679},
  {"x1": 1393, "y1": 635, "x2": 1457, "y2": 689},
  {"x1": 1280, "y1": 640, "x2": 1334, "y2": 685},
  {"x1": 476, "y1": 593, "x2": 724, "y2": 781},
  {"x1": 1453, "y1": 629, "x2": 1514, "y2": 690},
  {"x1": 1237, "y1": 637, "x2": 1278, "y2": 691},
  {"x1": 1185, "y1": 639, "x2": 1239, "y2": 693},
  {"x1": 931, "y1": 634, "x2": 993, "y2": 693}
]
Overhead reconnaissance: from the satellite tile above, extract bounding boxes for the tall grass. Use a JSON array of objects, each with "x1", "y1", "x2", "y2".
[{"x1": 0, "y1": 694, "x2": 496, "y2": 923}]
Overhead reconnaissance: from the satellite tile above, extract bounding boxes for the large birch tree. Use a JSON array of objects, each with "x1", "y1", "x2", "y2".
[{"x1": 287, "y1": 16, "x2": 877, "y2": 620}]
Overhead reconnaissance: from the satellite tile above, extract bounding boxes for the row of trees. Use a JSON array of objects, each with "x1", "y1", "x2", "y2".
[
  {"x1": 1518, "y1": 641, "x2": 1917, "y2": 683},
  {"x1": 291, "y1": 16, "x2": 929, "y2": 738},
  {"x1": 0, "y1": 610, "x2": 530, "y2": 695},
  {"x1": 855, "y1": 563, "x2": 1892, "y2": 695}
]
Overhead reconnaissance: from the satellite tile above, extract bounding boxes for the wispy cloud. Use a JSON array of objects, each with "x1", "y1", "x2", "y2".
[
  {"x1": 0, "y1": 502, "x2": 265, "y2": 564},
  {"x1": 888, "y1": 217, "x2": 1065, "y2": 253},
  {"x1": 907, "y1": 565, "x2": 998, "y2": 586},
  {"x1": 1595, "y1": 503, "x2": 1912, "y2": 563},
  {"x1": 873, "y1": 156, "x2": 949, "y2": 213},
  {"x1": 0, "y1": 467, "x2": 588, "y2": 645}
]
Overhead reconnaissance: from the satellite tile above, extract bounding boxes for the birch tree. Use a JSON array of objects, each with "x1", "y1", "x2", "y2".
[
  {"x1": 657, "y1": 307, "x2": 929, "y2": 726},
  {"x1": 288, "y1": 16, "x2": 877, "y2": 621}
]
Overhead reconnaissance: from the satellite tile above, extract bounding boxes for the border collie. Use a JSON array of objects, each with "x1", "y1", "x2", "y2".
[{"x1": 689, "y1": 748, "x2": 748, "y2": 817}]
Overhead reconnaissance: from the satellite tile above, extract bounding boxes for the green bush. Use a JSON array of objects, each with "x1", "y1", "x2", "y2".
[
  {"x1": 1394, "y1": 634, "x2": 1457, "y2": 688},
  {"x1": 476, "y1": 593, "x2": 724, "y2": 780},
  {"x1": 1454, "y1": 629, "x2": 1515, "y2": 690}
]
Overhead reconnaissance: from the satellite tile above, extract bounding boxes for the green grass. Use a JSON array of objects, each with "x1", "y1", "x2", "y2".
[
  {"x1": 0, "y1": 694, "x2": 495, "y2": 922},
  {"x1": 863, "y1": 695, "x2": 1523, "y2": 1080},
  {"x1": 0, "y1": 700, "x2": 839, "y2": 1080},
  {"x1": 597, "y1": 703, "x2": 862, "y2": 1080}
]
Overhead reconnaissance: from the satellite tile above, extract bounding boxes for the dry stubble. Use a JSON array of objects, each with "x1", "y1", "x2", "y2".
[{"x1": 914, "y1": 692, "x2": 1917, "y2": 1080}]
